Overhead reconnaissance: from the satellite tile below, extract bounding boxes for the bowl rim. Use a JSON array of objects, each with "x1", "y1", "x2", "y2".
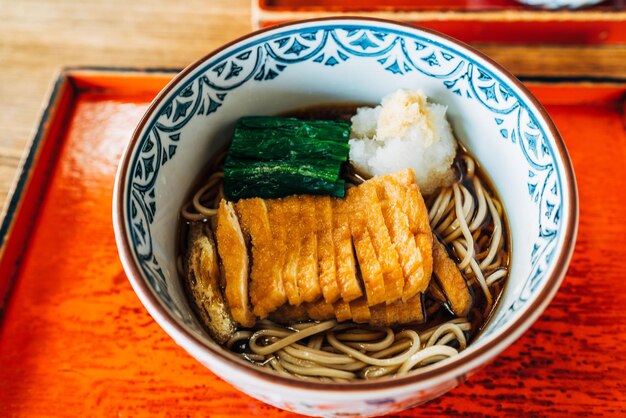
[{"x1": 113, "y1": 16, "x2": 578, "y2": 392}]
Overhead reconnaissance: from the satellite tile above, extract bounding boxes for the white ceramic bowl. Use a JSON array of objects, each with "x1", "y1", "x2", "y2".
[{"x1": 113, "y1": 18, "x2": 577, "y2": 417}]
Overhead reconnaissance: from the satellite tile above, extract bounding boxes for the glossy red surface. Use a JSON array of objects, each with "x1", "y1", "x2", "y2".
[
  {"x1": 0, "y1": 72, "x2": 625, "y2": 416},
  {"x1": 255, "y1": 1, "x2": 626, "y2": 45},
  {"x1": 260, "y1": 20, "x2": 626, "y2": 44}
]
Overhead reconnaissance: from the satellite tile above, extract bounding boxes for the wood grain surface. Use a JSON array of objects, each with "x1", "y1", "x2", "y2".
[
  {"x1": 0, "y1": 74, "x2": 625, "y2": 416},
  {"x1": 0, "y1": 0, "x2": 251, "y2": 220},
  {"x1": 2, "y1": 0, "x2": 626, "y2": 228}
]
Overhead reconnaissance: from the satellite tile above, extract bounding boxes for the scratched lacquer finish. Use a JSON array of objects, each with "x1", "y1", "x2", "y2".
[{"x1": 1, "y1": 76, "x2": 626, "y2": 416}]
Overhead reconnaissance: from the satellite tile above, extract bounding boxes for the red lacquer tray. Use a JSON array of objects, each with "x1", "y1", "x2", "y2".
[
  {"x1": 1, "y1": 68, "x2": 625, "y2": 416},
  {"x1": 254, "y1": 0, "x2": 626, "y2": 45}
]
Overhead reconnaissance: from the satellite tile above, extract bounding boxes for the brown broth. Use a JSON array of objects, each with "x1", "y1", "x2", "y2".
[{"x1": 425, "y1": 152, "x2": 510, "y2": 343}]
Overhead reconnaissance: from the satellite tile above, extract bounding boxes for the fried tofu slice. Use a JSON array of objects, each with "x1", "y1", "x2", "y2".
[
  {"x1": 217, "y1": 169, "x2": 432, "y2": 326},
  {"x1": 269, "y1": 304, "x2": 308, "y2": 324},
  {"x1": 333, "y1": 300, "x2": 352, "y2": 322},
  {"x1": 404, "y1": 172, "x2": 434, "y2": 296},
  {"x1": 390, "y1": 169, "x2": 422, "y2": 234},
  {"x1": 236, "y1": 198, "x2": 286, "y2": 318},
  {"x1": 387, "y1": 169, "x2": 434, "y2": 297},
  {"x1": 269, "y1": 295, "x2": 423, "y2": 327},
  {"x1": 186, "y1": 223, "x2": 236, "y2": 344},
  {"x1": 414, "y1": 233, "x2": 434, "y2": 294},
  {"x1": 369, "y1": 304, "x2": 387, "y2": 327},
  {"x1": 346, "y1": 187, "x2": 386, "y2": 306},
  {"x1": 272, "y1": 295, "x2": 422, "y2": 327},
  {"x1": 349, "y1": 298, "x2": 372, "y2": 323},
  {"x1": 395, "y1": 295, "x2": 425, "y2": 324},
  {"x1": 427, "y1": 279, "x2": 447, "y2": 304},
  {"x1": 269, "y1": 300, "x2": 335, "y2": 323},
  {"x1": 352, "y1": 232, "x2": 386, "y2": 306},
  {"x1": 215, "y1": 200, "x2": 255, "y2": 327},
  {"x1": 432, "y1": 236, "x2": 472, "y2": 317},
  {"x1": 315, "y1": 196, "x2": 340, "y2": 304},
  {"x1": 369, "y1": 295, "x2": 425, "y2": 327},
  {"x1": 360, "y1": 182, "x2": 404, "y2": 305},
  {"x1": 371, "y1": 299, "x2": 423, "y2": 326},
  {"x1": 298, "y1": 196, "x2": 321, "y2": 303},
  {"x1": 332, "y1": 198, "x2": 362, "y2": 302},
  {"x1": 272, "y1": 196, "x2": 302, "y2": 306},
  {"x1": 375, "y1": 178, "x2": 426, "y2": 303},
  {"x1": 306, "y1": 298, "x2": 336, "y2": 321},
  {"x1": 267, "y1": 199, "x2": 301, "y2": 305}
]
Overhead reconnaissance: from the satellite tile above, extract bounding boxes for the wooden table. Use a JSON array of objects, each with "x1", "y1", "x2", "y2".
[{"x1": 0, "y1": 0, "x2": 254, "y2": 215}]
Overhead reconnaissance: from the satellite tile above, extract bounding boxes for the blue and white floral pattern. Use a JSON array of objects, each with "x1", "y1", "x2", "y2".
[{"x1": 125, "y1": 24, "x2": 563, "y2": 330}]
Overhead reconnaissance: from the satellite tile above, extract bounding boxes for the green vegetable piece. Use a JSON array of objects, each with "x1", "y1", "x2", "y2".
[
  {"x1": 224, "y1": 157, "x2": 342, "y2": 183},
  {"x1": 224, "y1": 177, "x2": 345, "y2": 200},
  {"x1": 230, "y1": 116, "x2": 351, "y2": 161},
  {"x1": 223, "y1": 116, "x2": 351, "y2": 200},
  {"x1": 237, "y1": 116, "x2": 351, "y2": 143}
]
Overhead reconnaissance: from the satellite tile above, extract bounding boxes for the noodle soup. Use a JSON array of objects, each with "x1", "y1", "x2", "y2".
[
  {"x1": 114, "y1": 19, "x2": 577, "y2": 417},
  {"x1": 177, "y1": 101, "x2": 510, "y2": 381}
]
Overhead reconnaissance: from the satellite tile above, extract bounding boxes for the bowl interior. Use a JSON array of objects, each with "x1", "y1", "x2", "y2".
[{"x1": 116, "y1": 19, "x2": 574, "y2": 379}]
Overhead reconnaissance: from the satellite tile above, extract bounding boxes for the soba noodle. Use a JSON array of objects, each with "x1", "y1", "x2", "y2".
[
  {"x1": 179, "y1": 148, "x2": 508, "y2": 380},
  {"x1": 428, "y1": 154, "x2": 507, "y2": 314},
  {"x1": 225, "y1": 318, "x2": 470, "y2": 381}
]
